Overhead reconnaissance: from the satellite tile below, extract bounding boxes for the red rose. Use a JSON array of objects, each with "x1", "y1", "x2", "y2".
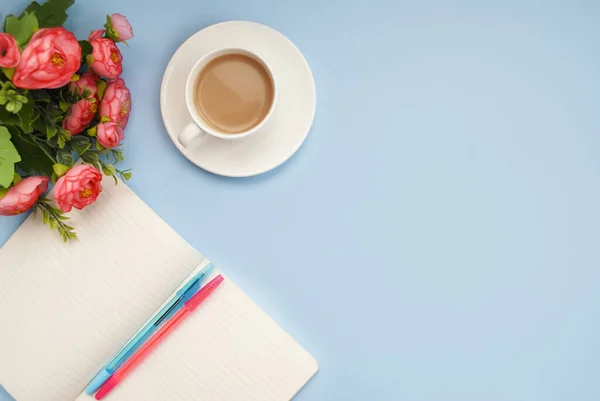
[
  {"x1": 109, "y1": 14, "x2": 134, "y2": 42},
  {"x1": 62, "y1": 99, "x2": 98, "y2": 135},
  {"x1": 89, "y1": 38, "x2": 123, "y2": 79},
  {"x1": 96, "y1": 122, "x2": 124, "y2": 149},
  {"x1": 54, "y1": 165, "x2": 103, "y2": 213},
  {"x1": 12, "y1": 28, "x2": 81, "y2": 90},
  {"x1": 70, "y1": 69, "x2": 100, "y2": 98},
  {"x1": 0, "y1": 33, "x2": 20, "y2": 68},
  {"x1": 0, "y1": 176, "x2": 49, "y2": 216},
  {"x1": 100, "y1": 78, "x2": 131, "y2": 128}
]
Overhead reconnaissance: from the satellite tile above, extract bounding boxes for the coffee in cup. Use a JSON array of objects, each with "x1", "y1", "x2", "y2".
[
  {"x1": 179, "y1": 48, "x2": 278, "y2": 148},
  {"x1": 193, "y1": 53, "x2": 274, "y2": 134}
]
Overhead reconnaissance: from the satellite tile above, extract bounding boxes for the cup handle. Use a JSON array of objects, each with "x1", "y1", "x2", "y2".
[{"x1": 178, "y1": 123, "x2": 207, "y2": 148}]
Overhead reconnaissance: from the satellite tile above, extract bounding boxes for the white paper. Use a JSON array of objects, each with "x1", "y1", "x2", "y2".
[
  {"x1": 0, "y1": 177, "x2": 317, "y2": 401},
  {"x1": 75, "y1": 272, "x2": 318, "y2": 401}
]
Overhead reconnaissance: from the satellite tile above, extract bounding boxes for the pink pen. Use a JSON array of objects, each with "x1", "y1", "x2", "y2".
[{"x1": 95, "y1": 275, "x2": 224, "y2": 400}]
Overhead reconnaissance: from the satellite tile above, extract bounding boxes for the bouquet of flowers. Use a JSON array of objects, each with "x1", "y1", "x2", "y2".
[{"x1": 0, "y1": 0, "x2": 134, "y2": 241}]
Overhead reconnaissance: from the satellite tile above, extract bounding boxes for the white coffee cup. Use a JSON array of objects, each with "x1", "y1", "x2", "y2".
[{"x1": 178, "y1": 47, "x2": 278, "y2": 148}]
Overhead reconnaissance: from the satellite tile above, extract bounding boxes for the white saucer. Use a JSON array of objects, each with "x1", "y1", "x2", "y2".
[{"x1": 160, "y1": 21, "x2": 316, "y2": 177}]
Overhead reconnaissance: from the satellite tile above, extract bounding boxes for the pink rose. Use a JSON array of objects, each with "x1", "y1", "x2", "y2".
[
  {"x1": 89, "y1": 29, "x2": 105, "y2": 42},
  {"x1": 13, "y1": 28, "x2": 81, "y2": 90},
  {"x1": 62, "y1": 99, "x2": 98, "y2": 135},
  {"x1": 0, "y1": 176, "x2": 49, "y2": 216},
  {"x1": 0, "y1": 33, "x2": 20, "y2": 68},
  {"x1": 110, "y1": 14, "x2": 134, "y2": 42},
  {"x1": 69, "y1": 69, "x2": 100, "y2": 98},
  {"x1": 89, "y1": 38, "x2": 123, "y2": 79},
  {"x1": 54, "y1": 165, "x2": 103, "y2": 213},
  {"x1": 96, "y1": 122, "x2": 124, "y2": 149},
  {"x1": 100, "y1": 78, "x2": 131, "y2": 128}
]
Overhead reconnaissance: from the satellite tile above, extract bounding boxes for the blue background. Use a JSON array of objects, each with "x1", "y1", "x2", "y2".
[{"x1": 1, "y1": 0, "x2": 600, "y2": 400}]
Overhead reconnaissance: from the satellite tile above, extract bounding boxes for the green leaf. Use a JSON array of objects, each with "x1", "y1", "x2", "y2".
[
  {"x1": 28, "y1": 0, "x2": 75, "y2": 28},
  {"x1": 31, "y1": 90, "x2": 51, "y2": 104},
  {"x1": 101, "y1": 162, "x2": 116, "y2": 176},
  {"x1": 46, "y1": 125, "x2": 58, "y2": 140},
  {"x1": 57, "y1": 135, "x2": 66, "y2": 149},
  {"x1": 96, "y1": 80, "x2": 107, "y2": 101},
  {"x1": 52, "y1": 163, "x2": 70, "y2": 177},
  {"x1": 74, "y1": 142, "x2": 91, "y2": 156},
  {"x1": 5, "y1": 101, "x2": 21, "y2": 114},
  {"x1": 79, "y1": 40, "x2": 93, "y2": 58},
  {"x1": 18, "y1": 93, "x2": 34, "y2": 133},
  {"x1": 0, "y1": 105, "x2": 20, "y2": 126},
  {"x1": 2, "y1": 68, "x2": 15, "y2": 80},
  {"x1": 56, "y1": 129, "x2": 70, "y2": 149},
  {"x1": 56, "y1": 149, "x2": 73, "y2": 166},
  {"x1": 81, "y1": 150, "x2": 99, "y2": 169},
  {"x1": 69, "y1": 135, "x2": 91, "y2": 156},
  {"x1": 12, "y1": 172, "x2": 21, "y2": 185},
  {"x1": 112, "y1": 149, "x2": 124, "y2": 163},
  {"x1": 121, "y1": 171, "x2": 132, "y2": 181},
  {"x1": 59, "y1": 100, "x2": 71, "y2": 113},
  {"x1": 87, "y1": 126, "x2": 97, "y2": 137},
  {"x1": 0, "y1": 126, "x2": 21, "y2": 187},
  {"x1": 0, "y1": 187, "x2": 8, "y2": 199},
  {"x1": 44, "y1": 102, "x2": 64, "y2": 123},
  {"x1": 24, "y1": 2, "x2": 41, "y2": 14},
  {"x1": 9, "y1": 128, "x2": 54, "y2": 176},
  {"x1": 4, "y1": 12, "x2": 39, "y2": 46}
]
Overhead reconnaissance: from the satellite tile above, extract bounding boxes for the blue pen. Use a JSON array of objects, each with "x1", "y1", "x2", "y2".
[{"x1": 85, "y1": 263, "x2": 215, "y2": 394}]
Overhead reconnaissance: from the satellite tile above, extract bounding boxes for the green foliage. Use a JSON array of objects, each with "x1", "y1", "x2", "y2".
[
  {"x1": 0, "y1": 126, "x2": 21, "y2": 187},
  {"x1": 100, "y1": 161, "x2": 116, "y2": 177},
  {"x1": 23, "y1": 0, "x2": 75, "y2": 28},
  {"x1": 69, "y1": 135, "x2": 91, "y2": 155},
  {"x1": 79, "y1": 40, "x2": 93, "y2": 58},
  {"x1": 9, "y1": 127, "x2": 55, "y2": 176},
  {"x1": 35, "y1": 198, "x2": 77, "y2": 242},
  {"x1": 56, "y1": 129, "x2": 70, "y2": 149},
  {"x1": 96, "y1": 80, "x2": 107, "y2": 101},
  {"x1": 80, "y1": 150, "x2": 99, "y2": 169},
  {"x1": 19, "y1": 93, "x2": 36, "y2": 133},
  {"x1": 2, "y1": 0, "x2": 132, "y2": 242},
  {"x1": 87, "y1": 126, "x2": 97, "y2": 137},
  {"x1": 2, "y1": 68, "x2": 15, "y2": 81},
  {"x1": 46, "y1": 125, "x2": 58, "y2": 140},
  {"x1": 56, "y1": 149, "x2": 73, "y2": 166},
  {"x1": 0, "y1": 82, "x2": 28, "y2": 114},
  {"x1": 4, "y1": 12, "x2": 39, "y2": 45},
  {"x1": 120, "y1": 170, "x2": 132, "y2": 181},
  {"x1": 52, "y1": 163, "x2": 69, "y2": 177}
]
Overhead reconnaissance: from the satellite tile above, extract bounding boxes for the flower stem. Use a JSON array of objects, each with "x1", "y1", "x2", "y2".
[{"x1": 35, "y1": 198, "x2": 77, "y2": 242}]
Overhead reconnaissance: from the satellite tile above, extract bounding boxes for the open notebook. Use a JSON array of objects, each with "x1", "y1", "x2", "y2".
[{"x1": 0, "y1": 177, "x2": 318, "y2": 401}]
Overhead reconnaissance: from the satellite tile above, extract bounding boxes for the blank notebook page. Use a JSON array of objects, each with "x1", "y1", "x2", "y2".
[
  {"x1": 75, "y1": 273, "x2": 318, "y2": 401},
  {"x1": 0, "y1": 177, "x2": 317, "y2": 401}
]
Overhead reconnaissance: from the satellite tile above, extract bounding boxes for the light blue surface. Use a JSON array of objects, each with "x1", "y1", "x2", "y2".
[{"x1": 1, "y1": 1, "x2": 600, "y2": 400}]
